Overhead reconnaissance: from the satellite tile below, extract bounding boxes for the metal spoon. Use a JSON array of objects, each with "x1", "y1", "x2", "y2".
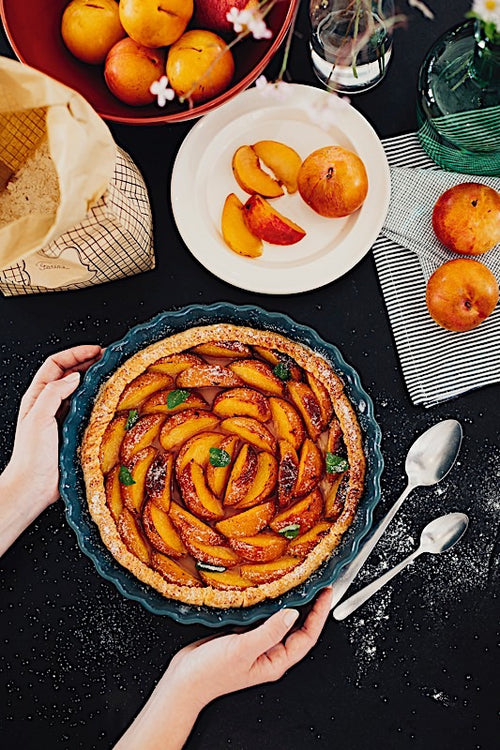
[
  {"x1": 330, "y1": 419, "x2": 463, "y2": 610},
  {"x1": 332, "y1": 512, "x2": 469, "y2": 620}
]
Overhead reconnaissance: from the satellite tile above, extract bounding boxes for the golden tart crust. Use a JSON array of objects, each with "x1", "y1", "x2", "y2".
[{"x1": 81, "y1": 324, "x2": 365, "y2": 608}]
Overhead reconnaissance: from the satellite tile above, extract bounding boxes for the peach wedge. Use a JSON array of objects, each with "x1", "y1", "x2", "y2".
[
  {"x1": 232, "y1": 145, "x2": 284, "y2": 198},
  {"x1": 220, "y1": 416, "x2": 276, "y2": 454},
  {"x1": 206, "y1": 434, "x2": 239, "y2": 497},
  {"x1": 100, "y1": 414, "x2": 128, "y2": 475},
  {"x1": 105, "y1": 465, "x2": 124, "y2": 522},
  {"x1": 120, "y1": 446, "x2": 157, "y2": 514},
  {"x1": 120, "y1": 413, "x2": 165, "y2": 463},
  {"x1": 229, "y1": 532, "x2": 288, "y2": 563},
  {"x1": 215, "y1": 500, "x2": 275, "y2": 539},
  {"x1": 240, "y1": 556, "x2": 300, "y2": 584},
  {"x1": 145, "y1": 452, "x2": 174, "y2": 513},
  {"x1": 178, "y1": 461, "x2": 224, "y2": 521},
  {"x1": 243, "y1": 194, "x2": 306, "y2": 246},
  {"x1": 252, "y1": 140, "x2": 302, "y2": 194},
  {"x1": 228, "y1": 359, "x2": 284, "y2": 396},
  {"x1": 148, "y1": 353, "x2": 203, "y2": 377},
  {"x1": 270, "y1": 489, "x2": 323, "y2": 535},
  {"x1": 117, "y1": 372, "x2": 173, "y2": 410},
  {"x1": 293, "y1": 438, "x2": 323, "y2": 498},
  {"x1": 224, "y1": 443, "x2": 258, "y2": 506},
  {"x1": 141, "y1": 388, "x2": 209, "y2": 415},
  {"x1": 169, "y1": 502, "x2": 224, "y2": 546},
  {"x1": 142, "y1": 498, "x2": 186, "y2": 558},
  {"x1": 191, "y1": 341, "x2": 251, "y2": 358},
  {"x1": 235, "y1": 451, "x2": 278, "y2": 510},
  {"x1": 198, "y1": 569, "x2": 253, "y2": 590},
  {"x1": 213, "y1": 387, "x2": 271, "y2": 423},
  {"x1": 159, "y1": 409, "x2": 219, "y2": 451},
  {"x1": 152, "y1": 553, "x2": 202, "y2": 587},
  {"x1": 176, "y1": 364, "x2": 243, "y2": 388},
  {"x1": 221, "y1": 193, "x2": 263, "y2": 258},
  {"x1": 117, "y1": 508, "x2": 151, "y2": 565},
  {"x1": 269, "y1": 397, "x2": 305, "y2": 450}
]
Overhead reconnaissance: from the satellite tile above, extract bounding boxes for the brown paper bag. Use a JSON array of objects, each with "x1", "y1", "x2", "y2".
[{"x1": 0, "y1": 58, "x2": 154, "y2": 295}]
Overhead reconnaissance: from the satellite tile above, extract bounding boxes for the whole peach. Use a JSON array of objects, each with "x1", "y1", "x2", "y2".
[
  {"x1": 426, "y1": 258, "x2": 499, "y2": 332},
  {"x1": 166, "y1": 30, "x2": 235, "y2": 104},
  {"x1": 104, "y1": 38, "x2": 165, "y2": 106},
  {"x1": 61, "y1": 0, "x2": 126, "y2": 65},
  {"x1": 297, "y1": 146, "x2": 368, "y2": 218},
  {"x1": 432, "y1": 182, "x2": 500, "y2": 255},
  {"x1": 119, "y1": 0, "x2": 193, "y2": 48}
]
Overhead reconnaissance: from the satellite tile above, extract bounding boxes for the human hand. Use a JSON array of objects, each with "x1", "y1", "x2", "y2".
[{"x1": 1, "y1": 345, "x2": 102, "y2": 516}]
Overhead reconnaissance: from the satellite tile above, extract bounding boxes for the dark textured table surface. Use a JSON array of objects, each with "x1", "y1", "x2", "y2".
[{"x1": 1, "y1": 2, "x2": 498, "y2": 749}]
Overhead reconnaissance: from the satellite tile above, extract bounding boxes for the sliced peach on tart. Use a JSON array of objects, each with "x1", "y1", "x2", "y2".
[
  {"x1": 176, "y1": 364, "x2": 244, "y2": 388},
  {"x1": 306, "y1": 372, "x2": 334, "y2": 427},
  {"x1": 159, "y1": 409, "x2": 219, "y2": 451},
  {"x1": 287, "y1": 381, "x2": 324, "y2": 440},
  {"x1": 105, "y1": 465, "x2": 124, "y2": 522},
  {"x1": 224, "y1": 443, "x2": 258, "y2": 506},
  {"x1": 169, "y1": 502, "x2": 224, "y2": 546},
  {"x1": 117, "y1": 372, "x2": 173, "y2": 410},
  {"x1": 240, "y1": 556, "x2": 300, "y2": 584},
  {"x1": 145, "y1": 452, "x2": 174, "y2": 513},
  {"x1": 269, "y1": 397, "x2": 305, "y2": 450},
  {"x1": 178, "y1": 461, "x2": 225, "y2": 521},
  {"x1": 251, "y1": 140, "x2": 302, "y2": 194},
  {"x1": 215, "y1": 500, "x2": 275, "y2": 539},
  {"x1": 191, "y1": 340, "x2": 252, "y2": 358},
  {"x1": 229, "y1": 532, "x2": 288, "y2": 563},
  {"x1": 141, "y1": 388, "x2": 209, "y2": 415},
  {"x1": 287, "y1": 521, "x2": 332, "y2": 557},
  {"x1": 142, "y1": 498, "x2": 187, "y2": 558},
  {"x1": 252, "y1": 346, "x2": 303, "y2": 381},
  {"x1": 206, "y1": 434, "x2": 239, "y2": 497},
  {"x1": 324, "y1": 472, "x2": 348, "y2": 520},
  {"x1": 175, "y1": 431, "x2": 224, "y2": 475},
  {"x1": 243, "y1": 194, "x2": 306, "y2": 246},
  {"x1": 326, "y1": 417, "x2": 343, "y2": 455},
  {"x1": 185, "y1": 538, "x2": 240, "y2": 568},
  {"x1": 120, "y1": 413, "x2": 165, "y2": 463},
  {"x1": 213, "y1": 387, "x2": 271, "y2": 423},
  {"x1": 151, "y1": 552, "x2": 202, "y2": 587},
  {"x1": 221, "y1": 193, "x2": 263, "y2": 258},
  {"x1": 220, "y1": 416, "x2": 276, "y2": 454},
  {"x1": 198, "y1": 569, "x2": 254, "y2": 590},
  {"x1": 228, "y1": 359, "x2": 284, "y2": 396},
  {"x1": 148, "y1": 353, "x2": 203, "y2": 377},
  {"x1": 270, "y1": 488, "x2": 323, "y2": 535},
  {"x1": 235, "y1": 452, "x2": 278, "y2": 509},
  {"x1": 120, "y1": 446, "x2": 157, "y2": 514},
  {"x1": 293, "y1": 438, "x2": 323, "y2": 498},
  {"x1": 117, "y1": 508, "x2": 151, "y2": 564},
  {"x1": 277, "y1": 439, "x2": 299, "y2": 508},
  {"x1": 100, "y1": 414, "x2": 128, "y2": 475},
  {"x1": 232, "y1": 144, "x2": 284, "y2": 198}
]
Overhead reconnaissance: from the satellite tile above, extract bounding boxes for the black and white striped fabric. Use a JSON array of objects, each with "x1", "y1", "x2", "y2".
[{"x1": 373, "y1": 132, "x2": 500, "y2": 408}]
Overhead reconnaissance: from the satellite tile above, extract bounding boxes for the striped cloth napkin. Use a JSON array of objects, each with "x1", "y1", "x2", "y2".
[{"x1": 372, "y1": 132, "x2": 500, "y2": 408}]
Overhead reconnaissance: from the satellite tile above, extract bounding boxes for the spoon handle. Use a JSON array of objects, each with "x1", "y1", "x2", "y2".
[
  {"x1": 332, "y1": 549, "x2": 421, "y2": 620},
  {"x1": 330, "y1": 483, "x2": 413, "y2": 610}
]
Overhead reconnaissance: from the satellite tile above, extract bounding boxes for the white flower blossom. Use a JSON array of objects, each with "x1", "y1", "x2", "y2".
[
  {"x1": 226, "y1": 7, "x2": 272, "y2": 40},
  {"x1": 150, "y1": 76, "x2": 175, "y2": 107},
  {"x1": 472, "y1": 0, "x2": 500, "y2": 26},
  {"x1": 254, "y1": 75, "x2": 292, "y2": 100}
]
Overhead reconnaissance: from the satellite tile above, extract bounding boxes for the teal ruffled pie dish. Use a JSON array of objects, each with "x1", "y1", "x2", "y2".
[{"x1": 60, "y1": 303, "x2": 383, "y2": 627}]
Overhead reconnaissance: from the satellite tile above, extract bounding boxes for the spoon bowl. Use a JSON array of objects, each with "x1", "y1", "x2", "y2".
[
  {"x1": 420, "y1": 512, "x2": 469, "y2": 554},
  {"x1": 405, "y1": 419, "x2": 463, "y2": 487}
]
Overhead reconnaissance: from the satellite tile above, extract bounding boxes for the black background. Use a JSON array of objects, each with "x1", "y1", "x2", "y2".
[{"x1": 1, "y1": 1, "x2": 498, "y2": 749}]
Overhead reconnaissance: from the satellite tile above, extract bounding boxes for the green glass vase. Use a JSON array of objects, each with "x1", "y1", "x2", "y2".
[{"x1": 417, "y1": 19, "x2": 500, "y2": 176}]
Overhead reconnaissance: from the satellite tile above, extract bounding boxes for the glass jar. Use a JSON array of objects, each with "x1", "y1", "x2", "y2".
[
  {"x1": 308, "y1": 0, "x2": 395, "y2": 94},
  {"x1": 417, "y1": 20, "x2": 500, "y2": 176}
]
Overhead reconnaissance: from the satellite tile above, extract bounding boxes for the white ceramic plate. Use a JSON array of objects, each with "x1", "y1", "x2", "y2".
[{"x1": 171, "y1": 83, "x2": 390, "y2": 294}]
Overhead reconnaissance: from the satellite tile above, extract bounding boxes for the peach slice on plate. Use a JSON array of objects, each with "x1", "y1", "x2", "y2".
[
  {"x1": 213, "y1": 387, "x2": 271, "y2": 422},
  {"x1": 224, "y1": 443, "x2": 258, "y2": 506},
  {"x1": 243, "y1": 194, "x2": 306, "y2": 245},
  {"x1": 160, "y1": 409, "x2": 219, "y2": 451},
  {"x1": 175, "y1": 431, "x2": 224, "y2": 475},
  {"x1": 229, "y1": 359, "x2": 284, "y2": 396},
  {"x1": 324, "y1": 472, "x2": 347, "y2": 520},
  {"x1": 306, "y1": 372, "x2": 333, "y2": 427},
  {"x1": 152, "y1": 552, "x2": 202, "y2": 587},
  {"x1": 105, "y1": 465, "x2": 124, "y2": 522},
  {"x1": 240, "y1": 556, "x2": 300, "y2": 584},
  {"x1": 142, "y1": 388, "x2": 209, "y2": 415},
  {"x1": 191, "y1": 340, "x2": 252, "y2": 358},
  {"x1": 120, "y1": 446, "x2": 157, "y2": 514},
  {"x1": 179, "y1": 461, "x2": 225, "y2": 521},
  {"x1": 232, "y1": 145, "x2": 284, "y2": 198},
  {"x1": 185, "y1": 539, "x2": 240, "y2": 568},
  {"x1": 142, "y1": 498, "x2": 186, "y2": 557},
  {"x1": 293, "y1": 438, "x2": 323, "y2": 497},
  {"x1": 198, "y1": 569, "x2": 253, "y2": 590},
  {"x1": 215, "y1": 500, "x2": 275, "y2": 538},
  {"x1": 229, "y1": 532, "x2": 288, "y2": 563},
  {"x1": 287, "y1": 521, "x2": 332, "y2": 558},
  {"x1": 176, "y1": 364, "x2": 243, "y2": 388},
  {"x1": 220, "y1": 416, "x2": 276, "y2": 454},
  {"x1": 269, "y1": 397, "x2": 305, "y2": 450},
  {"x1": 148, "y1": 353, "x2": 203, "y2": 377},
  {"x1": 252, "y1": 346, "x2": 303, "y2": 381},
  {"x1": 221, "y1": 193, "x2": 263, "y2": 258},
  {"x1": 287, "y1": 381, "x2": 324, "y2": 440},
  {"x1": 277, "y1": 439, "x2": 299, "y2": 508},
  {"x1": 270, "y1": 488, "x2": 323, "y2": 535},
  {"x1": 117, "y1": 372, "x2": 173, "y2": 410},
  {"x1": 252, "y1": 140, "x2": 302, "y2": 194},
  {"x1": 100, "y1": 414, "x2": 128, "y2": 475},
  {"x1": 145, "y1": 452, "x2": 174, "y2": 513},
  {"x1": 117, "y1": 508, "x2": 151, "y2": 564},
  {"x1": 326, "y1": 418, "x2": 343, "y2": 455},
  {"x1": 206, "y1": 434, "x2": 239, "y2": 497},
  {"x1": 120, "y1": 413, "x2": 165, "y2": 463},
  {"x1": 169, "y1": 502, "x2": 224, "y2": 546},
  {"x1": 235, "y1": 451, "x2": 278, "y2": 509}
]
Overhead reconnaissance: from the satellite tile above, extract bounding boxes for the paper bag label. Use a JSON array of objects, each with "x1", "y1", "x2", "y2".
[{"x1": 23, "y1": 248, "x2": 96, "y2": 288}]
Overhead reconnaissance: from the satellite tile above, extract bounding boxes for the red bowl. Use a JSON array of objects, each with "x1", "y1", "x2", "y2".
[{"x1": 0, "y1": 0, "x2": 298, "y2": 125}]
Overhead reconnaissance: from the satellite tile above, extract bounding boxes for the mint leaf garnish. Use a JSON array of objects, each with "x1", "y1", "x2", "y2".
[
  {"x1": 195, "y1": 561, "x2": 227, "y2": 573},
  {"x1": 326, "y1": 453, "x2": 349, "y2": 474},
  {"x1": 279, "y1": 523, "x2": 300, "y2": 540},
  {"x1": 125, "y1": 409, "x2": 139, "y2": 430},
  {"x1": 166, "y1": 389, "x2": 190, "y2": 409},
  {"x1": 119, "y1": 466, "x2": 136, "y2": 486},
  {"x1": 209, "y1": 448, "x2": 231, "y2": 467},
  {"x1": 273, "y1": 363, "x2": 291, "y2": 381}
]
